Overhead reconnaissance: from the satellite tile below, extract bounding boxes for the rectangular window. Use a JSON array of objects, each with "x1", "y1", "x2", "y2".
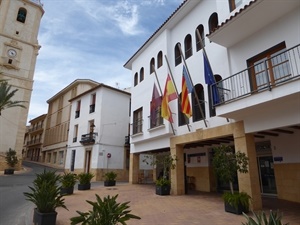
[
  {"x1": 73, "y1": 125, "x2": 78, "y2": 142},
  {"x1": 150, "y1": 102, "x2": 163, "y2": 129},
  {"x1": 247, "y1": 42, "x2": 291, "y2": 91},
  {"x1": 133, "y1": 108, "x2": 143, "y2": 134},
  {"x1": 75, "y1": 100, "x2": 81, "y2": 118},
  {"x1": 89, "y1": 94, "x2": 96, "y2": 113}
]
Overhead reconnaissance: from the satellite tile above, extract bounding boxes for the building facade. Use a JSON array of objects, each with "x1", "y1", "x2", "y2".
[
  {"x1": 65, "y1": 84, "x2": 131, "y2": 181},
  {"x1": 24, "y1": 114, "x2": 47, "y2": 162},
  {"x1": 124, "y1": 0, "x2": 300, "y2": 210},
  {"x1": 0, "y1": 0, "x2": 43, "y2": 170},
  {"x1": 42, "y1": 79, "x2": 99, "y2": 168}
]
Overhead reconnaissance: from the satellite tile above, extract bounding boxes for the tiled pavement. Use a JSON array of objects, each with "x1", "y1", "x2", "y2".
[{"x1": 46, "y1": 182, "x2": 300, "y2": 225}]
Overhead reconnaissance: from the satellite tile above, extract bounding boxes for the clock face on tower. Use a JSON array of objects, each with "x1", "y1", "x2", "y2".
[{"x1": 7, "y1": 49, "x2": 17, "y2": 58}]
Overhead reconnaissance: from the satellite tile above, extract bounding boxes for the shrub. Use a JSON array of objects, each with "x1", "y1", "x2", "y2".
[
  {"x1": 77, "y1": 172, "x2": 94, "y2": 185},
  {"x1": 104, "y1": 171, "x2": 117, "y2": 181},
  {"x1": 242, "y1": 210, "x2": 289, "y2": 225},
  {"x1": 70, "y1": 194, "x2": 141, "y2": 225},
  {"x1": 23, "y1": 170, "x2": 67, "y2": 213},
  {"x1": 5, "y1": 148, "x2": 18, "y2": 168},
  {"x1": 61, "y1": 172, "x2": 77, "y2": 188}
]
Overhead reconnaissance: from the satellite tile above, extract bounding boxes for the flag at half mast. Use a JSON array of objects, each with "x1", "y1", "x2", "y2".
[
  {"x1": 161, "y1": 74, "x2": 177, "y2": 123},
  {"x1": 181, "y1": 65, "x2": 192, "y2": 117},
  {"x1": 150, "y1": 83, "x2": 162, "y2": 126},
  {"x1": 203, "y1": 52, "x2": 220, "y2": 105}
]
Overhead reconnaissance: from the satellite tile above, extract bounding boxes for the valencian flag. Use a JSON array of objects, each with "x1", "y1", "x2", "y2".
[
  {"x1": 150, "y1": 83, "x2": 162, "y2": 126},
  {"x1": 161, "y1": 74, "x2": 177, "y2": 122},
  {"x1": 203, "y1": 52, "x2": 220, "y2": 104},
  {"x1": 181, "y1": 65, "x2": 192, "y2": 117}
]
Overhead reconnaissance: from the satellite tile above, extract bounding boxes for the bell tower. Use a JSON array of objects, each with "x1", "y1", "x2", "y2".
[{"x1": 0, "y1": 0, "x2": 44, "y2": 168}]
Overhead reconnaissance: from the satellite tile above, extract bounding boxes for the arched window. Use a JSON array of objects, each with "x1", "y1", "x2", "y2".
[
  {"x1": 208, "y1": 12, "x2": 219, "y2": 33},
  {"x1": 195, "y1": 25, "x2": 205, "y2": 51},
  {"x1": 178, "y1": 93, "x2": 189, "y2": 126},
  {"x1": 229, "y1": 0, "x2": 243, "y2": 12},
  {"x1": 140, "y1": 67, "x2": 144, "y2": 82},
  {"x1": 134, "y1": 72, "x2": 138, "y2": 86},
  {"x1": 184, "y1": 34, "x2": 193, "y2": 59},
  {"x1": 208, "y1": 74, "x2": 222, "y2": 117},
  {"x1": 174, "y1": 43, "x2": 182, "y2": 66},
  {"x1": 192, "y1": 84, "x2": 205, "y2": 122},
  {"x1": 157, "y1": 51, "x2": 163, "y2": 68},
  {"x1": 150, "y1": 58, "x2": 155, "y2": 74},
  {"x1": 17, "y1": 8, "x2": 27, "y2": 23}
]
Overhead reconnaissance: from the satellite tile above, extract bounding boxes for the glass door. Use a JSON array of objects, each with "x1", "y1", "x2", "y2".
[{"x1": 258, "y1": 156, "x2": 277, "y2": 195}]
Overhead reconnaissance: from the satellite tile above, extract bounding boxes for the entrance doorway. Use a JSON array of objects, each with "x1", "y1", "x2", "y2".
[
  {"x1": 258, "y1": 156, "x2": 277, "y2": 195},
  {"x1": 85, "y1": 150, "x2": 92, "y2": 173}
]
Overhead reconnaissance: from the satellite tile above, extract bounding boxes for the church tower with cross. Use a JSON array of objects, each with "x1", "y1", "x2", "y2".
[{"x1": 0, "y1": 0, "x2": 44, "y2": 169}]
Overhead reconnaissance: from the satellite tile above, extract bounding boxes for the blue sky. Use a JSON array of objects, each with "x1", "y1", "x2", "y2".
[{"x1": 27, "y1": 0, "x2": 182, "y2": 122}]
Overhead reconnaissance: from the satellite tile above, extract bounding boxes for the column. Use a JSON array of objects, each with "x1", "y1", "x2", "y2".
[
  {"x1": 233, "y1": 121, "x2": 262, "y2": 210},
  {"x1": 129, "y1": 153, "x2": 140, "y2": 184},
  {"x1": 170, "y1": 144, "x2": 185, "y2": 195}
]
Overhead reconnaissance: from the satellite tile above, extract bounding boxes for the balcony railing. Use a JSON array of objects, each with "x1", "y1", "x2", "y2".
[
  {"x1": 75, "y1": 110, "x2": 80, "y2": 118},
  {"x1": 28, "y1": 124, "x2": 43, "y2": 132},
  {"x1": 89, "y1": 104, "x2": 95, "y2": 113},
  {"x1": 132, "y1": 119, "x2": 143, "y2": 135},
  {"x1": 80, "y1": 133, "x2": 96, "y2": 145},
  {"x1": 125, "y1": 136, "x2": 130, "y2": 145},
  {"x1": 213, "y1": 44, "x2": 300, "y2": 106},
  {"x1": 26, "y1": 139, "x2": 42, "y2": 146}
]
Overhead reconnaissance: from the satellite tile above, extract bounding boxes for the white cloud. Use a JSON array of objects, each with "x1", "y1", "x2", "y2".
[{"x1": 28, "y1": 0, "x2": 181, "y2": 121}]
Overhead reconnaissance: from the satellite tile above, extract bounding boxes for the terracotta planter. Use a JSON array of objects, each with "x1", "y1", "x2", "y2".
[
  {"x1": 33, "y1": 208, "x2": 57, "y2": 225},
  {"x1": 156, "y1": 185, "x2": 170, "y2": 196},
  {"x1": 78, "y1": 183, "x2": 91, "y2": 190}
]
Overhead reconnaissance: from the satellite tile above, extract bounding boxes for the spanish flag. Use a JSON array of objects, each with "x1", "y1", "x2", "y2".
[{"x1": 161, "y1": 74, "x2": 177, "y2": 122}]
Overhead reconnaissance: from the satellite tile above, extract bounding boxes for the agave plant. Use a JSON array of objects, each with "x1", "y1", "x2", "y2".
[
  {"x1": 242, "y1": 210, "x2": 289, "y2": 225},
  {"x1": 23, "y1": 170, "x2": 67, "y2": 213},
  {"x1": 70, "y1": 194, "x2": 141, "y2": 225}
]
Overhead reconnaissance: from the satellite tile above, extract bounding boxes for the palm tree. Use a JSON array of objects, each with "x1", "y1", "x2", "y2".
[{"x1": 0, "y1": 80, "x2": 27, "y2": 116}]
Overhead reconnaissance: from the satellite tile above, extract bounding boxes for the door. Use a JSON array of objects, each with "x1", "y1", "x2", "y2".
[
  {"x1": 85, "y1": 150, "x2": 92, "y2": 173},
  {"x1": 258, "y1": 156, "x2": 277, "y2": 195},
  {"x1": 70, "y1": 150, "x2": 76, "y2": 172}
]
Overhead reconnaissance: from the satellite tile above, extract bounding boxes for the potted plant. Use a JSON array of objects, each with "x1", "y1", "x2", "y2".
[
  {"x1": 70, "y1": 194, "x2": 141, "y2": 225},
  {"x1": 23, "y1": 170, "x2": 67, "y2": 225},
  {"x1": 4, "y1": 148, "x2": 18, "y2": 175},
  {"x1": 242, "y1": 210, "x2": 289, "y2": 225},
  {"x1": 77, "y1": 172, "x2": 94, "y2": 190},
  {"x1": 143, "y1": 153, "x2": 177, "y2": 196},
  {"x1": 60, "y1": 172, "x2": 77, "y2": 195},
  {"x1": 104, "y1": 171, "x2": 117, "y2": 187},
  {"x1": 212, "y1": 145, "x2": 251, "y2": 214}
]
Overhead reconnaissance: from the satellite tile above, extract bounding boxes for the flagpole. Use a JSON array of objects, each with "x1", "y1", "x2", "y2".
[
  {"x1": 152, "y1": 65, "x2": 176, "y2": 135},
  {"x1": 196, "y1": 30, "x2": 229, "y2": 122},
  {"x1": 164, "y1": 55, "x2": 191, "y2": 132},
  {"x1": 177, "y1": 44, "x2": 208, "y2": 128},
  {"x1": 196, "y1": 29, "x2": 217, "y2": 84}
]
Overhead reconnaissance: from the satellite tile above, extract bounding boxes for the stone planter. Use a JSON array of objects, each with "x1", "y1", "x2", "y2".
[
  {"x1": 61, "y1": 186, "x2": 74, "y2": 195},
  {"x1": 33, "y1": 208, "x2": 57, "y2": 225},
  {"x1": 156, "y1": 185, "x2": 170, "y2": 196},
  {"x1": 104, "y1": 180, "x2": 116, "y2": 187},
  {"x1": 4, "y1": 168, "x2": 14, "y2": 175},
  {"x1": 78, "y1": 183, "x2": 91, "y2": 191},
  {"x1": 224, "y1": 201, "x2": 248, "y2": 215}
]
